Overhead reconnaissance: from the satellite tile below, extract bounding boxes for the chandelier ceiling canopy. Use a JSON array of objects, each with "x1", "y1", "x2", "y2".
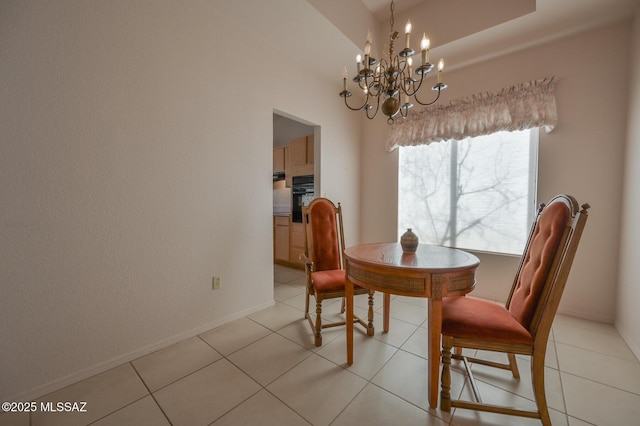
[{"x1": 339, "y1": 0, "x2": 448, "y2": 124}]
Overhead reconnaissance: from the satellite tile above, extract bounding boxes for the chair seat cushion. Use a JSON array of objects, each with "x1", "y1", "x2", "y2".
[
  {"x1": 312, "y1": 269, "x2": 369, "y2": 293},
  {"x1": 442, "y1": 297, "x2": 533, "y2": 345},
  {"x1": 311, "y1": 269, "x2": 347, "y2": 293}
]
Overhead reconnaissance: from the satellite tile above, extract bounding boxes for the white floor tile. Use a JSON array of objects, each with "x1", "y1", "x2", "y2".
[
  {"x1": 0, "y1": 411, "x2": 29, "y2": 426},
  {"x1": 90, "y1": 395, "x2": 170, "y2": 426},
  {"x1": 249, "y1": 301, "x2": 307, "y2": 331},
  {"x1": 32, "y1": 364, "x2": 148, "y2": 426},
  {"x1": 267, "y1": 354, "x2": 367, "y2": 426},
  {"x1": 199, "y1": 317, "x2": 271, "y2": 356},
  {"x1": 274, "y1": 266, "x2": 305, "y2": 284},
  {"x1": 274, "y1": 283, "x2": 306, "y2": 302},
  {"x1": 553, "y1": 323, "x2": 638, "y2": 362},
  {"x1": 451, "y1": 378, "x2": 568, "y2": 426},
  {"x1": 469, "y1": 350, "x2": 565, "y2": 412},
  {"x1": 556, "y1": 342, "x2": 640, "y2": 393},
  {"x1": 368, "y1": 311, "x2": 421, "y2": 348},
  {"x1": 401, "y1": 325, "x2": 430, "y2": 359},
  {"x1": 331, "y1": 383, "x2": 447, "y2": 426},
  {"x1": 132, "y1": 336, "x2": 221, "y2": 391},
  {"x1": 211, "y1": 389, "x2": 309, "y2": 426},
  {"x1": 562, "y1": 372, "x2": 640, "y2": 426},
  {"x1": 276, "y1": 316, "x2": 338, "y2": 350},
  {"x1": 317, "y1": 331, "x2": 398, "y2": 380},
  {"x1": 371, "y1": 349, "x2": 431, "y2": 410},
  {"x1": 386, "y1": 298, "x2": 428, "y2": 325},
  {"x1": 153, "y1": 359, "x2": 260, "y2": 426},
  {"x1": 228, "y1": 333, "x2": 312, "y2": 385}
]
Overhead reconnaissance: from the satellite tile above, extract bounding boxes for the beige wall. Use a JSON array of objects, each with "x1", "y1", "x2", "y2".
[
  {"x1": 360, "y1": 20, "x2": 632, "y2": 323},
  {"x1": 0, "y1": 0, "x2": 361, "y2": 400},
  {"x1": 2, "y1": 0, "x2": 637, "y2": 402},
  {"x1": 617, "y1": 6, "x2": 640, "y2": 358}
]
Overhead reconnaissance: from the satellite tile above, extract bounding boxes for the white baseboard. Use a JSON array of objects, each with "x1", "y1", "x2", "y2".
[
  {"x1": 8, "y1": 300, "x2": 275, "y2": 403},
  {"x1": 555, "y1": 307, "x2": 614, "y2": 324}
]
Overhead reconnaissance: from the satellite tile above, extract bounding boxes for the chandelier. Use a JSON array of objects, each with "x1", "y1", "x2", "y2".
[{"x1": 339, "y1": 0, "x2": 448, "y2": 124}]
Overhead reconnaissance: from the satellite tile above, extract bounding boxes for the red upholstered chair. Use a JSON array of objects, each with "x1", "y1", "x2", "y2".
[
  {"x1": 440, "y1": 194, "x2": 589, "y2": 426},
  {"x1": 301, "y1": 198, "x2": 375, "y2": 346}
]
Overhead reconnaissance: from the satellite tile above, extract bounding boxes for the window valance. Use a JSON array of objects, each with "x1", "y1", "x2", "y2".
[{"x1": 386, "y1": 77, "x2": 557, "y2": 151}]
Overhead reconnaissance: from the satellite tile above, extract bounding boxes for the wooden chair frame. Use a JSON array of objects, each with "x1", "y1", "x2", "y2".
[
  {"x1": 440, "y1": 195, "x2": 590, "y2": 425},
  {"x1": 301, "y1": 198, "x2": 374, "y2": 346}
]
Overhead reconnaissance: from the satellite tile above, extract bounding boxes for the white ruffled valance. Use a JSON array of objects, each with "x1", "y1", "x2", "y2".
[{"x1": 386, "y1": 77, "x2": 557, "y2": 151}]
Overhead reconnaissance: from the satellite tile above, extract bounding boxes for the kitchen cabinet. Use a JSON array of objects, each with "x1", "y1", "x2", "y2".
[
  {"x1": 273, "y1": 215, "x2": 305, "y2": 269},
  {"x1": 273, "y1": 146, "x2": 288, "y2": 172},
  {"x1": 290, "y1": 135, "x2": 314, "y2": 176},
  {"x1": 289, "y1": 221, "x2": 306, "y2": 267},
  {"x1": 274, "y1": 215, "x2": 290, "y2": 262}
]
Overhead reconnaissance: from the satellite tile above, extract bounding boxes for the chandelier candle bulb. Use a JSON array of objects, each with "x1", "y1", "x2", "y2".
[
  {"x1": 364, "y1": 42, "x2": 371, "y2": 70},
  {"x1": 342, "y1": 67, "x2": 348, "y2": 91},
  {"x1": 356, "y1": 54, "x2": 362, "y2": 73},
  {"x1": 364, "y1": 31, "x2": 373, "y2": 69},
  {"x1": 421, "y1": 34, "x2": 430, "y2": 65},
  {"x1": 405, "y1": 21, "x2": 412, "y2": 48},
  {"x1": 437, "y1": 59, "x2": 444, "y2": 84}
]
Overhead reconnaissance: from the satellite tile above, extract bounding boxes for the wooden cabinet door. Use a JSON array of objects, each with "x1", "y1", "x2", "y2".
[
  {"x1": 273, "y1": 146, "x2": 286, "y2": 172},
  {"x1": 290, "y1": 136, "x2": 308, "y2": 167},
  {"x1": 274, "y1": 216, "x2": 290, "y2": 261},
  {"x1": 289, "y1": 222, "x2": 305, "y2": 265},
  {"x1": 290, "y1": 135, "x2": 314, "y2": 176},
  {"x1": 306, "y1": 135, "x2": 314, "y2": 165}
]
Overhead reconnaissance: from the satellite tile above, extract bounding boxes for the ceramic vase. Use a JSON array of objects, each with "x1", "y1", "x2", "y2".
[{"x1": 401, "y1": 228, "x2": 419, "y2": 253}]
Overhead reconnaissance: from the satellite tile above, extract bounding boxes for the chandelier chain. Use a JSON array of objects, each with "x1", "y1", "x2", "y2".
[{"x1": 390, "y1": 0, "x2": 395, "y2": 35}]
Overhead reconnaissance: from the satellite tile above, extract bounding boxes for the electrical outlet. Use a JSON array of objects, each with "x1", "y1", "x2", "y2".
[{"x1": 212, "y1": 276, "x2": 221, "y2": 290}]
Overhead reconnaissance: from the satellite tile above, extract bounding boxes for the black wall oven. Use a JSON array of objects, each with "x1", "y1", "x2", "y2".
[{"x1": 291, "y1": 175, "x2": 314, "y2": 223}]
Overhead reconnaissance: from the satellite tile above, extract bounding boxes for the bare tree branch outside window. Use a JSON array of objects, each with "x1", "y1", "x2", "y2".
[{"x1": 398, "y1": 129, "x2": 538, "y2": 255}]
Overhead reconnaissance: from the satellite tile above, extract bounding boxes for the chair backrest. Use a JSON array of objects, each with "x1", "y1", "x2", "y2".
[
  {"x1": 302, "y1": 198, "x2": 345, "y2": 272},
  {"x1": 506, "y1": 194, "x2": 589, "y2": 341}
]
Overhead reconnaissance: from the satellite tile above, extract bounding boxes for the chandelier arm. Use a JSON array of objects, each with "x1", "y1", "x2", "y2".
[
  {"x1": 369, "y1": 83, "x2": 382, "y2": 97},
  {"x1": 403, "y1": 71, "x2": 425, "y2": 97},
  {"x1": 342, "y1": 95, "x2": 374, "y2": 112},
  {"x1": 356, "y1": 74, "x2": 372, "y2": 91},
  {"x1": 364, "y1": 72, "x2": 383, "y2": 97},
  {"x1": 365, "y1": 96, "x2": 380, "y2": 120},
  {"x1": 413, "y1": 86, "x2": 442, "y2": 106}
]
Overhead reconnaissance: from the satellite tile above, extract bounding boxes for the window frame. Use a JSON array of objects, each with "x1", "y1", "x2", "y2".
[{"x1": 397, "y1": 128, "x2": 540, "y2": 256}]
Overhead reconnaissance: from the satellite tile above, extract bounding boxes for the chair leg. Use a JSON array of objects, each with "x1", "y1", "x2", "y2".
[
  {"x1": 314, "y1": 297, "x2": 323, "y2": 347},
  {"x1": 304, "y1": 287, "x2": 310, "y2": 319},
  {"x1": 366, "y1": 291, "x2": 375, "y2": 336},
  {"x1": 531, "y1": 352, "x2": 551, "y2": 426},
  {"x1": 440, "y1": 337, "x2": 453, "y2": 412},
  {"x1": 340, "y1": 296, "x2": 346, "y2": 314},
  {"x1": 508, "y1": 353, "x2": 520, "y2": 378}
]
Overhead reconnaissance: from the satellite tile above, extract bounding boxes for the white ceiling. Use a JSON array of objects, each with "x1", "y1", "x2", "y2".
[
  {"x1": 222, "y1": 0, "x2": 638, "y2": 93},
  {"x1": 308, "y1": 0, "x2": 638, "y2": 77},
  {"x1": 361, "y1": 0, "x2": 425, "y2": 22}
]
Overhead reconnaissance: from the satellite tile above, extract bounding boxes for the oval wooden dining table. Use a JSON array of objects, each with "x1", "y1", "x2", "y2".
[{"x1": 344, "y1": 242, "x2": 480, "y2": 409}]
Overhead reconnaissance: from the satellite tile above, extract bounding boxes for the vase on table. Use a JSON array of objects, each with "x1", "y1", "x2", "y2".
[{"x1": 400, "y1": 228, "x2": 419, "y2": 253}]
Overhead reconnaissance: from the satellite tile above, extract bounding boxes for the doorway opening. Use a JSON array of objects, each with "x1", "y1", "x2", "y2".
[{"x1": 272, "y1": 111, "x2": 319, "y2": 270}]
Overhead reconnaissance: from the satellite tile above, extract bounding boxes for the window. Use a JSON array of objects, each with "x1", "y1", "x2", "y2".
[{"x1": 398, "y1": 129, "x2": 538, "y2": 255}]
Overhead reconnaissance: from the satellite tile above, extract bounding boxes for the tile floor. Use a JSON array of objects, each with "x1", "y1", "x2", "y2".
[{"x1": 3, "y1": 264, "x2": 640, "y2": 426}]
